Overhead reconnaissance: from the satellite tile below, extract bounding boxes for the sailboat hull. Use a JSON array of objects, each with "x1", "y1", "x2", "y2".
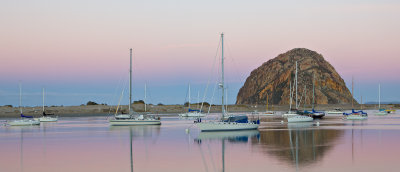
[
  {"x1": 345, "y1": 115, "x2": 367, "y2": 120},
  {"x1": 283, "y1": 113, "x2": 298, "y2": 118},
  {"x1": 287, "y1": 115, "x2": 314, "y2": 122},
  {"x1": 326, "y1": 111, "x2": 344, "y2": 115},
  {"x1": 8, "y1": 119, "x2": 40, "y2": 126},
  {"x1": 375, "y1": 111, "x2": 388, "y2": 116},
  {"x1": 179, "y1": 112, "x2": 205, "y2": 117},
  {"x1": 109, "y1": 119, "x2": 161, "y2": 126},
  {"x1": 36, "y1": 116, "x2": 58, "y2": 122},
  {"x1": 197, "y1": 122, "x2": 258, "y2": 132}
]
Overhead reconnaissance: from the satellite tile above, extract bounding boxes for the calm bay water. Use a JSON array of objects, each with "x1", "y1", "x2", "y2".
[{"x1": 1, "y1": 111, "x2": 400, "y2": 172}]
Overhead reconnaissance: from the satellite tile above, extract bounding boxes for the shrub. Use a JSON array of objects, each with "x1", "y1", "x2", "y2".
[
  {"x1": 86, "y1": 101, "x2": 98, "y2": 105},
  {"x1": 133, "y1": 100, "x2": 145, "y2": 104}
]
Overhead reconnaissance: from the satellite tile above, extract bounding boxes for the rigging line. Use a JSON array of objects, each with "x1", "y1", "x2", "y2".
[
  {"x1": 130, "y1": 49, "x2": 148, "y2": 104},
  {"x1": 184, "y1": 83, "x2": 190, "y2": 107},
  {"x1": 200, "y1": 36, "x2": 222, "y2": 111},
  {"x1": 224, "y1": 37, "x2": 248, "y2": 83},
  {"x1": 198, "y1": 144, "x2": 210, "y2": 172},
  {"x1": 297, "y1": 85, "x2": 306, "y2": 110},
  {"x1": 207, "y1": 81, "x2": 219, "y2": 117},
  {"x1": 108, "y1": 74, "x2": 126, "y2": 116},
  {"x1": 115, "y1": 79, "x2": 129, "y2": 115},
  {"x1": 207, "y1": 144, "x2": 217, "y2": 172}
]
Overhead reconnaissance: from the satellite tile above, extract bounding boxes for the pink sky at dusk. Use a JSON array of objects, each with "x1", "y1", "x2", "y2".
[{"x1": 1, "y1": 0, "x2": 400, "y2": 105}]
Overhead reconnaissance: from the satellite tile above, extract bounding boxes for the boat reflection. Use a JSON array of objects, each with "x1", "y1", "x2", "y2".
[
  {"x1": 194, "y1": 130, "x2": 260, "y2": 172},
  {"x1": 109, "y1": 125, "x2": 160, "y2": 172},
  {"x1": 254, "y1": 124, "x2": 344, "y2": 170},
  {"x1": 195, "y1": 130, "x2": 260, "y2": 143},
  {"x1": 109, "y1": 125, "x2": 161, "y2": 138}
]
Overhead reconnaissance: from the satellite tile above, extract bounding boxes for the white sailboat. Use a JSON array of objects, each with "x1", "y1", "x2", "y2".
[
  {"x1": 36, "y1": 88, "x2": 58, "y2": 122},
  {"x1": 179, "y1": 84, "x2": 205, "y2": 117},
  {"x1": 109, "y1": 48, "x2": 161, "y2": 126},
  {"x1": 344, "y1": 77, "x2": 368, "y2": 120},
  {"x1": 8, "y1": 84, "x2": 40, "y2": 126},
  {"x1": 263, "y1": 93, "x2": 274, "y2": 115},
  {"x1": 304, "y1": 73, "x2": 325, "y2": 119},
  {"x1": 375, "y1": 84, "x2": 387, "y2": 116},
  {"x1": 196, "y1": 33, "x2": 259, "y2": 132},
  {"x1": 285, "y1": 61, "x2": 313, "y2": 123},
  {"x1": 326, "y1": 108, "x2": 344, "y2": 115},
  {"x1": 282, "y1": 79, "x2": 297, "y2": 118}
]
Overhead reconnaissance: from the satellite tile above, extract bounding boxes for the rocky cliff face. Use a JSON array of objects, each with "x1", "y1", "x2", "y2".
[{"x1": 236, "y1": 48, "x2": 356, "y2": 105}]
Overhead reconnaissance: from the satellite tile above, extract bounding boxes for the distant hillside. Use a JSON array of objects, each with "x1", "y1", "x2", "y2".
[
  {"x1": 365, "y1": 101, "x2": 400, "y2": 105},
  {"x1": 236, "y1": 48, "x2": 356, "y2": 105}
]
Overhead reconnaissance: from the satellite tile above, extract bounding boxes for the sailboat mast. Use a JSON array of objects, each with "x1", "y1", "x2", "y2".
[
  {"x1": 289, "y1": 80, "x2": 292, "y2": 112},
  {"x1": 378, "y1": 84, "x2": 381, "y2": 109},
  {"x1": 226, "y1": 88, "x2": 228, "y2": 113},
  {"x1": 352, "y1": 77, "x2": 354, "y2": 109},
  {"x1": 42, "y1": 88, "x2": 45, "y2": 112},
  {"x1": 129, "y1": 48, "x2": 132, "y2": 113},
  {"x1": 295, "y1": 61, "x2": 298, "y2": 110},
  {"x1": 304, "y1": 85, "x2": 306, "y2": 110},
  {"x1": 19, "y1": 83, "x2": 22, "y2": 114},
  {"x1": 312, "y1": 73, "x2": 315, "y2": 110},
  {"x1": 197, "y1": 91, "x2": 200, "y2": 109},
  {"x1": 221, "y1": 33, "x2": 225, "y2": 118},
  {"x1": 266, "y1": 93, "x2": 269, "y2": 111},
  {"x1": 144, "y1": 83, "x2": 147, "y2": 112},
  {"x1": 188, "y1": 83, "x2": 191, "y2": 109}
]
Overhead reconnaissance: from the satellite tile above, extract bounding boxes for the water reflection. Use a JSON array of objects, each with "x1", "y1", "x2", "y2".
[
  {"x1": 15, "y1": 126, "x2": 40, "y2": 172},
  {"x1": 254, "y1": 123, "x2": 344, "y2": 170},
  {"x1": 195, "y1": 130, "x2": 260, "y2": 172},
  {"x1": 109, "y1": 125, "x2": 160, "y2": 172}
]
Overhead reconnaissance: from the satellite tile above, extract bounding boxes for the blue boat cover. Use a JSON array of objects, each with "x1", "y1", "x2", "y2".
[
  {"x1": 21, "y1": 114, "x2": 33, "y2": 118},
  {"x1": 343, "y1": 109, "x2": 368, "y2": 116},
  {"x1": 312, "y1": 109, "x2": 324, "y2": 113},
  {"x1": 352, "y1": 109, "x2": 367, "y2": 115},
  {"x1": 188, "y1": 108, "x2": 201, "y2": 112},
  {"x1": 224, "y1": 115, "x2": 248, "y2": 123}
]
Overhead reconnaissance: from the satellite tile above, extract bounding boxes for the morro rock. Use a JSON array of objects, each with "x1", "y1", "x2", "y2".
[{"x1": 236, "y1": 48, "x2": 356, "y2": 105}]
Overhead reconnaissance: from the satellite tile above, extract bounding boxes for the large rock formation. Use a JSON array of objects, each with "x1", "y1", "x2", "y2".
[{"x1": 236, "y1": 48, "x2": 356, "y2": 105}]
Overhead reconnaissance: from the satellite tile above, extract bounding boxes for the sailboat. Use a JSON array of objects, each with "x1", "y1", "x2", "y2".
[
  {"x1": 326, "y1": 108, "x2": 344, "y2": 115},
  {"x1": 343, "y1": 77, "x2": 367, "y2": 120},
  {"x1": 263, "y1": 93, "x2": 274, "y2": 115},
  {"x1": 36, "y1": 88, "x2": 58, "y2": 122},
  {"x1": 179, "y1": 84, "x2": 205, "y2": 117},
  {"x1": 303, "y1": 73, "x2": 325, "y2": 119},
  {"x1": 282, "y1": 78, "x2": 297, "y2": 118},
  {"x1": 283, "y1": 61, "x2": 313, "y2": 122},
  {"x1": 8, "y1": 84, "x2": 40, "y2": 126},
  {"x1": 196, "y1": 33, "x2": 259, "y2": 131},
  {"x1": 375, "y1": 84, "x2": 387, "y2": 116},
  {"x1": 109, "y1": 49, "x2": 161, "y2": 126}
]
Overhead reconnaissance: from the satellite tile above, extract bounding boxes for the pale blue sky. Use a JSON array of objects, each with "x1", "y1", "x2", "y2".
[{"x1": 1, "y1": 0, "x2": 399, "y2": 106}]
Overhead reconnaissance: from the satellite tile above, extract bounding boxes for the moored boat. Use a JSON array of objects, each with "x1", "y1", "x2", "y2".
[
  {"x1": 287, "y1": 115, "x2": 313, "y2": 123},
  {"x1": 343, "y1": 109, "x2": 368, "y2": 120},
  {"x1": 7, "y1": 84, "x2": 41, "y2": 126},
  {"x1": 196, "y1": 33, "x2": 259, "y2": 132},
  {"x1": 109, "y1": 48, "x2": 161, "y2": 126}
]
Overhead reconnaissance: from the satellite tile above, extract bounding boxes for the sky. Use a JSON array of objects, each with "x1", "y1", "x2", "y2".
[{"x1": 1, "y1": 0, "x2": 399, "y2": 106}]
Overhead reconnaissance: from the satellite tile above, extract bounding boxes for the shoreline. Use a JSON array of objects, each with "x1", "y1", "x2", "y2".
[{"x1": 0, "y1": 103, "x2": 398, "y2": 118}]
